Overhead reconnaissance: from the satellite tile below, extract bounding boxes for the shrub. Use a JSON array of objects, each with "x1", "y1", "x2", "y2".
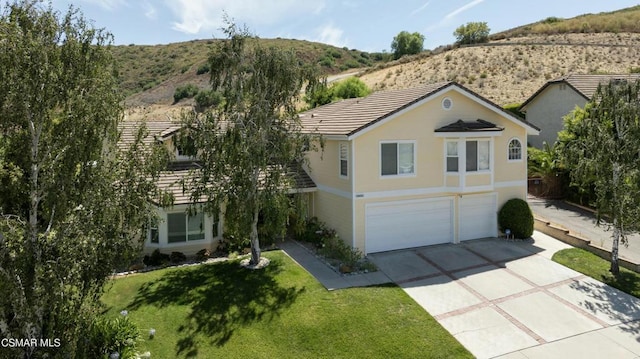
[
  {"x1": 196, "y1": 63, "x2": 210, "y2": 75},
  {"x1": 297, "y1": 217, "x2": 334, "y2": 247},
  {"x1": 143, "y1": 249, "x2": 170, "y2": 266},
  {"x1": 195, "y1": 248, "x2": 211, "y2": 261},
  {"x1": 173, "y1": 83, "x2": 199, "y2": 103},
  {"x1": 194, "y1": 89, "x2": 223, "y2": 111},
  {"x1": 318, "y1": 235, "x2": 362, "y2": 270},
  {"x1": 331, "y1": 77, "x2": 371, "y2": 99},
  {"x1": 86, "y1": 315, "x2": 140, "y2": 359},
  {"x1": 170, "y1": 251, "x2": 187, "y2": 263},
  {"x1": 498, "y1": 198, "x2": 534, "y2": 239}
]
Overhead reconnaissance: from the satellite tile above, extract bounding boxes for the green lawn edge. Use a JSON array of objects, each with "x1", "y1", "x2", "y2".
[
  {"x1": 552, "y1": 248, "x2": 640, "y2": 298},
  {"x1": 101, "y1": 250, "x2": 473, "y2": 358}
]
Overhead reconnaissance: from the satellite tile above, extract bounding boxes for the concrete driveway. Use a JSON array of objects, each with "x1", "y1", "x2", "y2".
[{"x1": 369, "y1": 233, "x2": 640, "y2": 359}]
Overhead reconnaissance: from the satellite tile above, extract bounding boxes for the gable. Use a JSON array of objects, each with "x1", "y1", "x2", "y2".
[{"x1": 351, "y1": 85, "x2": 538, "y2": 140}]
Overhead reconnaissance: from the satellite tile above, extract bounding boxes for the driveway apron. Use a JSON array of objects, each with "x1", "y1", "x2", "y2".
[{"x1": 369, "y1": 233, "x2": 640, "y2": 359}]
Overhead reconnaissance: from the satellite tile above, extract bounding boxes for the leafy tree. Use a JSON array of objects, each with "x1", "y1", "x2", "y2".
[
  {"x1": 390, "y1": 31, "x2": 424, "y2": 59},
  {"x1": 304, "y1": 77, "x2": 334, "y2": 109},
  {"x1": 182, "y1": 23, "x2": 318, "y2": 266},
  {"x1": 173, "y1": 83, "x2": 200, "y2": 103},
  {"x1": 454, "y1": 22, "x2": 491, "y2": 45},
  {"x1": 332, "y1": 77, "x2": 371, "y2": 99},
  {"x1": 304, "y1": 77, "x2": 371, "y2": 109},
  {"x1": 0, "y1": 1, "x2": 169, "y2": 357},
  {"x1": 556, "y1": 80, "x2": 640, "y2": 275}
]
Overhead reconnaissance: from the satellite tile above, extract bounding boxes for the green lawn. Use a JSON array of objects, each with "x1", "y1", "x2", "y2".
[
  {"x1": 101, "y1": 251, "x2": 472, "y2": 358},
  {"x1": 552, "y1": 248, "x2": 640, "y2": 298}
]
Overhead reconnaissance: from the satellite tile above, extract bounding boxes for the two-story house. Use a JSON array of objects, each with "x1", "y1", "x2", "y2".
[{"x1": 300, "y1": 81, "x2": 539, "y2": 254}]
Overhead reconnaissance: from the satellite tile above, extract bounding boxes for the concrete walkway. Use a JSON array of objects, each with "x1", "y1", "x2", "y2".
[{"x1": 528, "y1": 196, "x2": 640, "y2": 264}]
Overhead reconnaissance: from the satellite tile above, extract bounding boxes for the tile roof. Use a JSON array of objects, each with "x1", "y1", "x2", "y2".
[
  {"x1": 521, "y1": 73, "x2": 640, "y2": 110},
  {"x1": 435, "y1": 119, "x2": 504, "y2": 133},
  {"x1": 300, "y1": 81, "x2": 539, "y2": 136},
  {"x1": 118, "y1": 120, "x2": 316, "y2": 206}
]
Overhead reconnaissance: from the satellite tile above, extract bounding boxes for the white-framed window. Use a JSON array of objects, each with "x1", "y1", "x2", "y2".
[
  {"x1": 339, "y1": 142, "x2": 348, "y2": 178},
  {"x1": 381, "y1": 141, "x2": 415, "y2": 176},
  {"x1": 466, "y1": 140, "x2": 490, "y2": 172},
  {"x1": 175, "y1": 136, "x2": 197, "y2": 161},
  {"x1": 446, "y1": 141, "x2": 459, "y2": 173},
  {"x1": 148, "y1": 218, "x2": 159, "y2": 244},
  {"x1": 508, "y1": 138, "x2": 522, "y2": 161},
  {"x1": 167, "y1": 212, "x2": 205, "y2": 243}
]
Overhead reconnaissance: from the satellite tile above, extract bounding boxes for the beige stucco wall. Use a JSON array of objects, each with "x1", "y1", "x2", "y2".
[
  {"x1": 353, "y1": 89, "x2": 529, "y2": 194},
  {"x1": 305, "y1": 139, "x2": 352, "y2": 194},
  {"x1": 524, "y1": 84, "x2": 587, "y2": 148},
  {"x1": 312, "y1": 190, "x2": 353, "y2": 246}
]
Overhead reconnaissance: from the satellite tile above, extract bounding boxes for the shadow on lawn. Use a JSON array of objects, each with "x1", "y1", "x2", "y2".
[{"x1": 127, "y1": 257, "x2": 305, "y2": 357}]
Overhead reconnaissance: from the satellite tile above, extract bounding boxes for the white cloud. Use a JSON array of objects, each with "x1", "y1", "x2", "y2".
[
  {"x1": 165, "y1": 0, "x2": 326, "y2": 35},
  {"x1": 314, "y1": 22, "x2": 348, "y2": 47},
  {"x1": 444, "y1": 0, "x2": 484, "y2": 20},
  {"x1": 426, "y1": 0, "x2": 485, "y2": 32},
  {"x1": 79, "y1": 0, "x2": 128, "y2": 11},
  {"x1": 411, "y1": 1, "x2": 430, "y2": 16},
  {"x1": 141, "y1": 1, "x2": 157, "y2": 20}
]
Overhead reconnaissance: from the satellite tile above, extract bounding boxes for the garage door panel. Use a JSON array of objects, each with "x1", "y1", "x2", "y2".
[
  {"x1": 366, "y1": 198, "x2": 453, "y2": 253},
  {"x1": 459, "y1": 194, "x2": 497, "y2": 241}
]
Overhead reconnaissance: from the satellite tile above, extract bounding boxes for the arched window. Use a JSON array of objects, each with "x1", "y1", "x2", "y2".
[{"x1": 508, "y1": 138, "x2": 522, "y2": 161}]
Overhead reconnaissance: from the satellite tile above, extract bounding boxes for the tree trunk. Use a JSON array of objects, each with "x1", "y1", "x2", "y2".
[
  {"x1": 610, "y1": 221, "x2": 621, "y2": 276},
  {"x1": 610, "y1": 164, "x2": 620, "y2": 276},
  {"x1": 249, "y1": 203, "x2": 261, "y2": 265}
]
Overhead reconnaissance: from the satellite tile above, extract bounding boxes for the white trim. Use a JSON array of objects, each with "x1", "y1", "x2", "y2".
[
  {"x1": 379, "y1": 140, "x2": 417, "y2": 178},
  {"x1": 339, "y1": 142, "x2": 349, "y2": 179},
  {"x1": 507, "y1": 137, "x2": 524, "y2": 162},
  {"x1": 316, "y1": 184, "x2": 352, "y2": 200},
  {"x1": 351, "y1": 139, "x2": 356, "y2": 248},
  {"x1": 495, "y1": 180, "x2": 527, "y2": 188},
  {"x1": 435, "y1": 131, "x2": 503, "y2": 138},
  {"x1": 357, "y1": 186, "x2": 447, "y2": 199}
]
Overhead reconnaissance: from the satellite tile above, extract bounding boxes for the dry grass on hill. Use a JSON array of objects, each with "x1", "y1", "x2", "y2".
[{"x1": 359, "y1": 33, "x2": 640, "y2": 106}]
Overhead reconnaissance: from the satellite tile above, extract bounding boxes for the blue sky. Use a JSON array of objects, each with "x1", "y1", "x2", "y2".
[{"x1": 50, "y1": 1, "x2": 640, "y2": 51}]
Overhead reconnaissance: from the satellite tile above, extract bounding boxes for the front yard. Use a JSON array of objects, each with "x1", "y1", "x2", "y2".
[
  {"x1": 101, "y1": 251, "x2": 472, "y2": 358},
  {"x1": 553, "y1": 248, "x2": 640, "y2": 298}
]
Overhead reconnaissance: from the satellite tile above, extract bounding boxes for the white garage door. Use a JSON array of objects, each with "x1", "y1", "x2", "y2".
[
  {"x1": 365, "y1": 198, "x2": 453, "y2": 253},
  {"x1": 459, "y1": 194, "x2": 497, "y2": 241}
]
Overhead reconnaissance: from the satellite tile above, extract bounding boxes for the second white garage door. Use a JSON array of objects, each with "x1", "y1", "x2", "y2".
[
  {"x1": 365, "y1": 198, "x2": 453, "y2": 253},
  {"x1": 459, "y1": 194, "x2": 497, "y2": 241}
]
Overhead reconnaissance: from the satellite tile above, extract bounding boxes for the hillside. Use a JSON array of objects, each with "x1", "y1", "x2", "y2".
[
  {"x1": 358, "y1": 32, "x2": 640, "y2": 106},
  {"x1": 121, "y1": 5, "x2": 640, "y2": 118},
  {"x1": 491, "y1": 5, "x2": 640, "y2": 40},
  {"x1": 113, "y1": 38, "x2": 382, "y2": 105}
]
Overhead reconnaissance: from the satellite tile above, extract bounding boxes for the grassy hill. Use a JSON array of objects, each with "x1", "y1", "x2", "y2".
[
  {"x1": 120, "y1": 5, "x2": 640, "y2": 116},
  {"x1": 492, "y1": 6, "x2": 640, "y2": 40},
  {"x1": 113, "y1": 38, "x2": 383, "y2": 103}
]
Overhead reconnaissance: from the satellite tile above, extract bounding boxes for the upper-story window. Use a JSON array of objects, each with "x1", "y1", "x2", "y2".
[
  {"x1": 466, "y1": 140, "x2": 490, "y2": 172},
  {"x1": 339, "y1": 143, "x2": 348, "y2": 178},
  {"x1": 381, "y1": 141, "x2": 415, "y2": 176},
  {"x1": 175, "y1": 135, "x2": 197, "y2": 160},
  {"x1": 446, "y1": 141, "x2": 459, "y2": 172},
  {"x1": 508, "y1": 138, "x2": 522, "y2": 161}
]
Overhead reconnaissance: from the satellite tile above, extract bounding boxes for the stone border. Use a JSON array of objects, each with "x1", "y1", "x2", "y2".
[{"x1": 534, "y1": 215, "x2": 640, "y2": 273}]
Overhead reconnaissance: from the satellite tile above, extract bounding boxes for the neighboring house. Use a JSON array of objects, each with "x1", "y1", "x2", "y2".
[
  {"x1": 299, "y1": 81, "x2": 539, "y2": 254},
  {"x1": 520, "y1": 73, "x2": 640, "y2": 148},
  {"x1": 118, "y1": 120, "x2": 316, "y2": 255}
]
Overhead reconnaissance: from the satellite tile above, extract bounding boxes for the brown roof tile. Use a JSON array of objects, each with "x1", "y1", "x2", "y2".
[
  {"x1": 521, "y1": 73, "x2": 640, "y2": 110},
  {"x1": 300, "y1": 81, "x2": 538, "y2": 136}
]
